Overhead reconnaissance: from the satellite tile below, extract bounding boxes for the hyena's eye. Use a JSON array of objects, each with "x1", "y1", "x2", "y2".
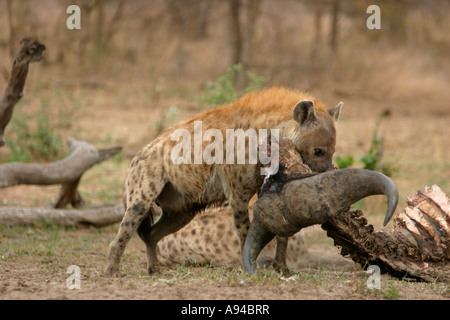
[{"x1": 314, "y1": 148, "x2": 325, "y2": 157}]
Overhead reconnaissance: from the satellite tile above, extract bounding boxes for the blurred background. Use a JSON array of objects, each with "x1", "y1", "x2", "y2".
[
  {"x1": 2, "y1": 0, "x2": 449, "y2": 97},
  {"x1": 0, "y1": 0, "x2": 449, "y2": 214}
]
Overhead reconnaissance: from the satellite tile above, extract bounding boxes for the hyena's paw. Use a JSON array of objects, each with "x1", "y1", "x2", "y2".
[
  {"x1": 146, "y1": 262, "x2": 162, "y2": 275},
  {"x1": 271, "y1": 261, "x2": 292, "y2": 277},
  {"x1": 102, "y1": 265, "x2": 125, "y2": 278},
  {"x1": 102, "y1": 271, "x2": 126, "y2": 278}
]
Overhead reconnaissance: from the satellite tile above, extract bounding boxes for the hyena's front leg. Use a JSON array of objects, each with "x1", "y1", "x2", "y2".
[
  {"x1": 272, "y1": 236, "x2": 290, "y2": 274},
  {"x1": 232, "y1": 199, "x2": 289, "y2": 273},
  {"x1": 229, "y1": 191, "x2": 255, "y2": 252},
  {"x1": 224, "y1": 164, "x2": 263, "y2": 252}
]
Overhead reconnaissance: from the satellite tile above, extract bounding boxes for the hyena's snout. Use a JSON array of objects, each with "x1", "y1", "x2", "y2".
[{"x1": 305, "y1": 158, "x2": 334, "y2": 173}]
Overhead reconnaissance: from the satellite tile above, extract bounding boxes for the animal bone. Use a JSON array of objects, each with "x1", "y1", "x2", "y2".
[{"x1": 243, "y1": 139, "x2": 399, "y2": 274}]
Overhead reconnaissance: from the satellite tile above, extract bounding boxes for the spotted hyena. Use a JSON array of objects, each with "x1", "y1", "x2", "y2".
[
  {"x1": 155, "y1": 201, "x2": 308, "y2": 269},
  {"x1": 104, "y1": 86, "x2": 342, "y2": 276},
  {"x1": 156, "y1": 204, "x2": 354, "y2": 272}
]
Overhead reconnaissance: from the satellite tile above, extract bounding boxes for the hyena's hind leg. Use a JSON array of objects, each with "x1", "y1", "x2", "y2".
[
  {"x1": 137, "y1": 182, "x2": 199, "y2": 274},
  {"x1": 137, "y1": 207, "x2": 196, "y2": 274},
  {"x1": 104, "y1": 203, "x2": 153, "y2": 277},
  {"x1": 103, "y1": 167, "x2": 166, "y2": 277}
]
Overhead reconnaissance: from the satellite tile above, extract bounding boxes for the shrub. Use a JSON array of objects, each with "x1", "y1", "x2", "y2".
[{"x1": 199, "y1": 63, "x2": 268, "y2": 107}]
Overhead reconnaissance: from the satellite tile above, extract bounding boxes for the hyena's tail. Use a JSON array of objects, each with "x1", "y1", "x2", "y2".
[{"x1": 137, "y1": 204, "x2": 161, "y2": 243}]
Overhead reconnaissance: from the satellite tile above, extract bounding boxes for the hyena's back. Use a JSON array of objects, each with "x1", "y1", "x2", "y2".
[{"x1": 132, "y1": 86, "x2": 330, "y2": 204}]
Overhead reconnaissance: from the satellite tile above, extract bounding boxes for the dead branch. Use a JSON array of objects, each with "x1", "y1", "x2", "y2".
[
  {"x1": 0, "y1": 38, "x2": 45, "y2": 147},
  {"x1": 0, "y1": 203, "x2": 125, "y2": 228},
  {"x1": 0, "y1": 138, "x2": 122, "y2": 208},
  {"x1": 104, "y1": 0, "x2": 125, "y2": 42}
]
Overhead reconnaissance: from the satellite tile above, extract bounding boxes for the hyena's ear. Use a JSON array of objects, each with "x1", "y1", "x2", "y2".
[
  {"x1": 293, "y1": 100, "x2": 317, "y2": 126},
  {"x1": 328, "y1": 101, "x2": 343, "y2": 122}
]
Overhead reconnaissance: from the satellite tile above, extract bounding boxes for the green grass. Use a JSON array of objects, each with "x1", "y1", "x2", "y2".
[
  {"x1": 381, "y1": 281, "x2": 400, "y2": 299},
  {"x1": 2, "y1": 89, "x2": 83, "y2": 163},
  {"x1": 1, "y1": 223, "x2": 448, "y2": 299},
  {"x1": 198, "y1": 63, "x2": 268, "y2": 108}
]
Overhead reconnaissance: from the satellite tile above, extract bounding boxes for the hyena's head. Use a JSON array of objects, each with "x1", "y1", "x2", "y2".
[{"x1": 287, "y1": 100, "x2": 343, "y2": 173}]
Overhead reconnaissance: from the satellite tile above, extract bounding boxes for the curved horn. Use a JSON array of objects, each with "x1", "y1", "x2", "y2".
[
  {"x1": 242, "y1": 216, "x2": 275, "y2": 274},
  {"x1": 283, "y1": 168, "x2": 399, "y2": 229},
  {"x1": 245, "y1": 168, "x2": 399, "y2": 274}
]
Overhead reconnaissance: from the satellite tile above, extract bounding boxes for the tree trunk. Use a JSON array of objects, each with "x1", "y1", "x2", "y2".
[
  {"x1": 54, "y1": 177, "x2": 85, "y2": 209},
  {"x1": 0, "y1": 138, "x2": 121, "y2": 187},
  {"x1": 104, "y1": 0, "x2": 125, "y2": 43},
  {"x1": 96, "y1": 0, "x2": 106, "y2": 44},
  {"x1": 235, "y1": 0, "x2": 261, "y2": 90},
  {"x1": 327, "y1": 0, "x2": 340, "y2": 88},
  {"x1": 0, "y1": 38, "x2": 45, "y2": 147},
  {"x1": 229, "y1": 0, "x2": 242, "y2": 67},
  {"x1": 310, "y1": 4, "x2": 325, "y2": 67},
  {"x1": 197, "y1": 0, "x2": 210, "y2": 39},
  {"x1": 168, "y1": 0, "x2": 187, "y2": 74}
]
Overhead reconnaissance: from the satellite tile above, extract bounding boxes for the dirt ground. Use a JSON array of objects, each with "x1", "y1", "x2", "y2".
[
  {"x1": 0, "y1": 229, "x2": 446, "y2": 300},
  {"x1": 1, "y1": 220, "x2": 449, "y2": 301}
]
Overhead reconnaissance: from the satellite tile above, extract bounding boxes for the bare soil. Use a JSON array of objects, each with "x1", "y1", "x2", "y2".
[{"x1": 0, "y1": 221, "x2": 448, "y2": 300}]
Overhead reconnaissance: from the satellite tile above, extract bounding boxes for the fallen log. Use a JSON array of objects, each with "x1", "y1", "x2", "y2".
[
  {"x1": 0, "y1": 203, "x2": 124, "y2": 227},
  {"x1": 0, "y1": 38, "x2": 46, "y2": 147},
  {"x1": 0, "y1": 137, "x2": 122, "y2": 208}
]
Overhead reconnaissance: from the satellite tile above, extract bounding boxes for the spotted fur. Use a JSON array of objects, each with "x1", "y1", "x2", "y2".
[
  {"x1": 155, "y1": 203, "x2": 307, "y2": 268},
  {"x1": 156, "y1": 204, "x2": 354, "y2": 272}
]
